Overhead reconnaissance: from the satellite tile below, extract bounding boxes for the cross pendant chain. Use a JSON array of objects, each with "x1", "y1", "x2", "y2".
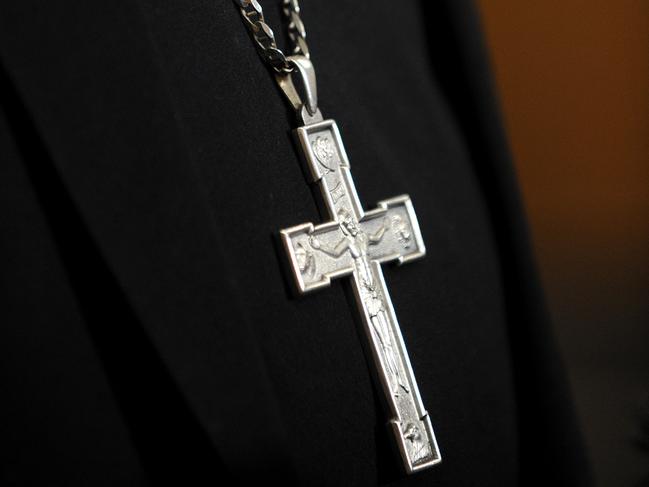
[
  {"x1": 280, "y1": 118, "x2": 441, "y2": 473},
  {"x1": 234, "y1": 0, "x2": 441, "y2": 472}
]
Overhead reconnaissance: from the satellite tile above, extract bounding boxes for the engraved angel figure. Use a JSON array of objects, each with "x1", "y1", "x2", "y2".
[
  {"x1": 309, "y1": 208, "x2": 410, "y2": 396},
  {"x1": 403, "y1": 423, "x2": 431, "y2": 464}
]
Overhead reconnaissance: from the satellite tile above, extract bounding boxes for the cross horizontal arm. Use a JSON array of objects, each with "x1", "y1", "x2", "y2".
[
  {"x1": 280, "y1": 221, "x2": 354, "y2": 292},
  {"x1": 280, "y1": 193, "x2": 425, "y2": 293},
  {"x1": 359, "y1": 195, "x2": 426, "y2": 265}
]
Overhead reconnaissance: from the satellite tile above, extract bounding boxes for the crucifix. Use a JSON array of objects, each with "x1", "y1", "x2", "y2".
[
  {"x1": 232, "y1": 0, "x2": 441, "y2": 471},
  {"x1": 280, "y1": 118, "x2": 442, "y2": 473}
]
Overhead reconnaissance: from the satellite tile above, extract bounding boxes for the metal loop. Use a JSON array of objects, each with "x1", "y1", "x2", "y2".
[{"x1": 275, "y1": 55, "x2": 318, "y2": 117}]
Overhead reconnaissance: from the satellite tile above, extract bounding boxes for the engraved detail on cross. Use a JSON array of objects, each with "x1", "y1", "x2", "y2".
[{"x1": 280, "y1": 120, "x2": 441, "y2": 473}]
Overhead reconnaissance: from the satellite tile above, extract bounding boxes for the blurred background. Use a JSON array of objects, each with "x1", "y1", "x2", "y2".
[{"x1": 476, "y1": 1, "x2": 649, "y2": 485}]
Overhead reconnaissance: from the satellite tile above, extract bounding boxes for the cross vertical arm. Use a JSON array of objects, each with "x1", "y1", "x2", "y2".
[{"x1": 350, "y1": 260, "x2": 440, "y2": 472}]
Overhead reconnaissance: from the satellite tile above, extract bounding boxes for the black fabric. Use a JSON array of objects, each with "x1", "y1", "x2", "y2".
[{"x1": 0, "y1": 1, "x2": 590, "y2": 485}]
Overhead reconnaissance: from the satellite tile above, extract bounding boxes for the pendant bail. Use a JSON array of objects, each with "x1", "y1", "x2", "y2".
[{"x1": 275, "y1": 55, "x2": 321, "y2": 124}]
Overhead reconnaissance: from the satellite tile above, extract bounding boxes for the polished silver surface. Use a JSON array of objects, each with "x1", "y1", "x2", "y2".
[{"x1": 280, "y1": 120, "x2": 441, "y2": 474}]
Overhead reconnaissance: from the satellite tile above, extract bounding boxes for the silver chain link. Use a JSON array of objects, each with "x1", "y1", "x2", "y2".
[{"x1": 234, "y1": 0, "x2": 309, "y2": 74}]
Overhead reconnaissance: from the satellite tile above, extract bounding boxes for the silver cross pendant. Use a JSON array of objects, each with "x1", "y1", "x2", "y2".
[{"x1": 277, "y1": 56, "x2": 441, "y2": 474}]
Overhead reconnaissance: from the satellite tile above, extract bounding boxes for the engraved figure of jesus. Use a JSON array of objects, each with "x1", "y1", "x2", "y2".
[{"x1": 309, "y1": 208, "x2": 410, "y2": 396}]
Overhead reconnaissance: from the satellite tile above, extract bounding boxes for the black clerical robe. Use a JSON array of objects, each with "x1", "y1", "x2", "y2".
[{"x1": 0, "y1": 1, "x2": 591, "y2": 485}]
